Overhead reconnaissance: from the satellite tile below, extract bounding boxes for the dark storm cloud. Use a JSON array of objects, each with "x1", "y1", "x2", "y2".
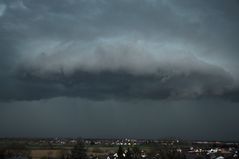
[
  {"x1": 1, "y1": 0, "x2": 239, "y2": 140},
  {"x1": 0, "y1": 0, "x2": 239, "y2": 101}
]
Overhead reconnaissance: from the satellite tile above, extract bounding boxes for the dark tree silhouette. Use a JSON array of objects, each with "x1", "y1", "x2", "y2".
[
  {"x1": 117, "y1": 145, "x2": 124, "y2": 159},
  {"x1": 71, "y1": 141, "x2": 88, "y2": 159},
  {"x1": 132, "y1": 146, "x2": 141, "y2": 159},
  {"x1": 125, "y1": 148, "x2": 132, "y2": 159}
]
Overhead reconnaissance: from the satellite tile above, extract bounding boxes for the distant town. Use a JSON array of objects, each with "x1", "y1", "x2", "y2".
[{"x1": 0, "y1": 138, "x2": 238, "y2": 159}]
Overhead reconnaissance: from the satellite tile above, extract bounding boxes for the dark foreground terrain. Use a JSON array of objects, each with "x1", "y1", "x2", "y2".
[{"x1": 0, "y1": 138, "x2": 238, "y2": 159}]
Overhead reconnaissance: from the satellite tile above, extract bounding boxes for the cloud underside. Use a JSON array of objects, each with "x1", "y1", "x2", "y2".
[
  {"x1": 2, "y1": 39, "x2": 238, "y2": 102},
  {"x1": 0, "y1": 64, "x2": 237, "y2": 102}
]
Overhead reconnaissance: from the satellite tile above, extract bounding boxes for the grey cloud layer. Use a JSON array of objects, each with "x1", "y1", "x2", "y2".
[
  {"x1": 1, "y1": 97, "x2": 239, "y2": 140},
  {"x1": 0, "y1": 0, "x2": 239, "y2": 101}
]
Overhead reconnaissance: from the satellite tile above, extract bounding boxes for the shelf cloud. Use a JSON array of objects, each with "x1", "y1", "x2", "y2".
[
  {"x1": 1, "y1": 0, "x2": 239, "y2": 139},
  {"x1": 1, "y1": 0, "x2": 239, "y2": 101}
]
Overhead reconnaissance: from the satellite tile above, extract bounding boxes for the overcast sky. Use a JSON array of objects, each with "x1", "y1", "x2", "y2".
[{"x1": 0, "y1": 0, "x2": 239, "y2": 140}]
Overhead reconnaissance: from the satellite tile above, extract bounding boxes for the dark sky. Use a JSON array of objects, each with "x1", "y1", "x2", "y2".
[{"x1": 0, "y1": 0, "x2": 239, "y2": 140}]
